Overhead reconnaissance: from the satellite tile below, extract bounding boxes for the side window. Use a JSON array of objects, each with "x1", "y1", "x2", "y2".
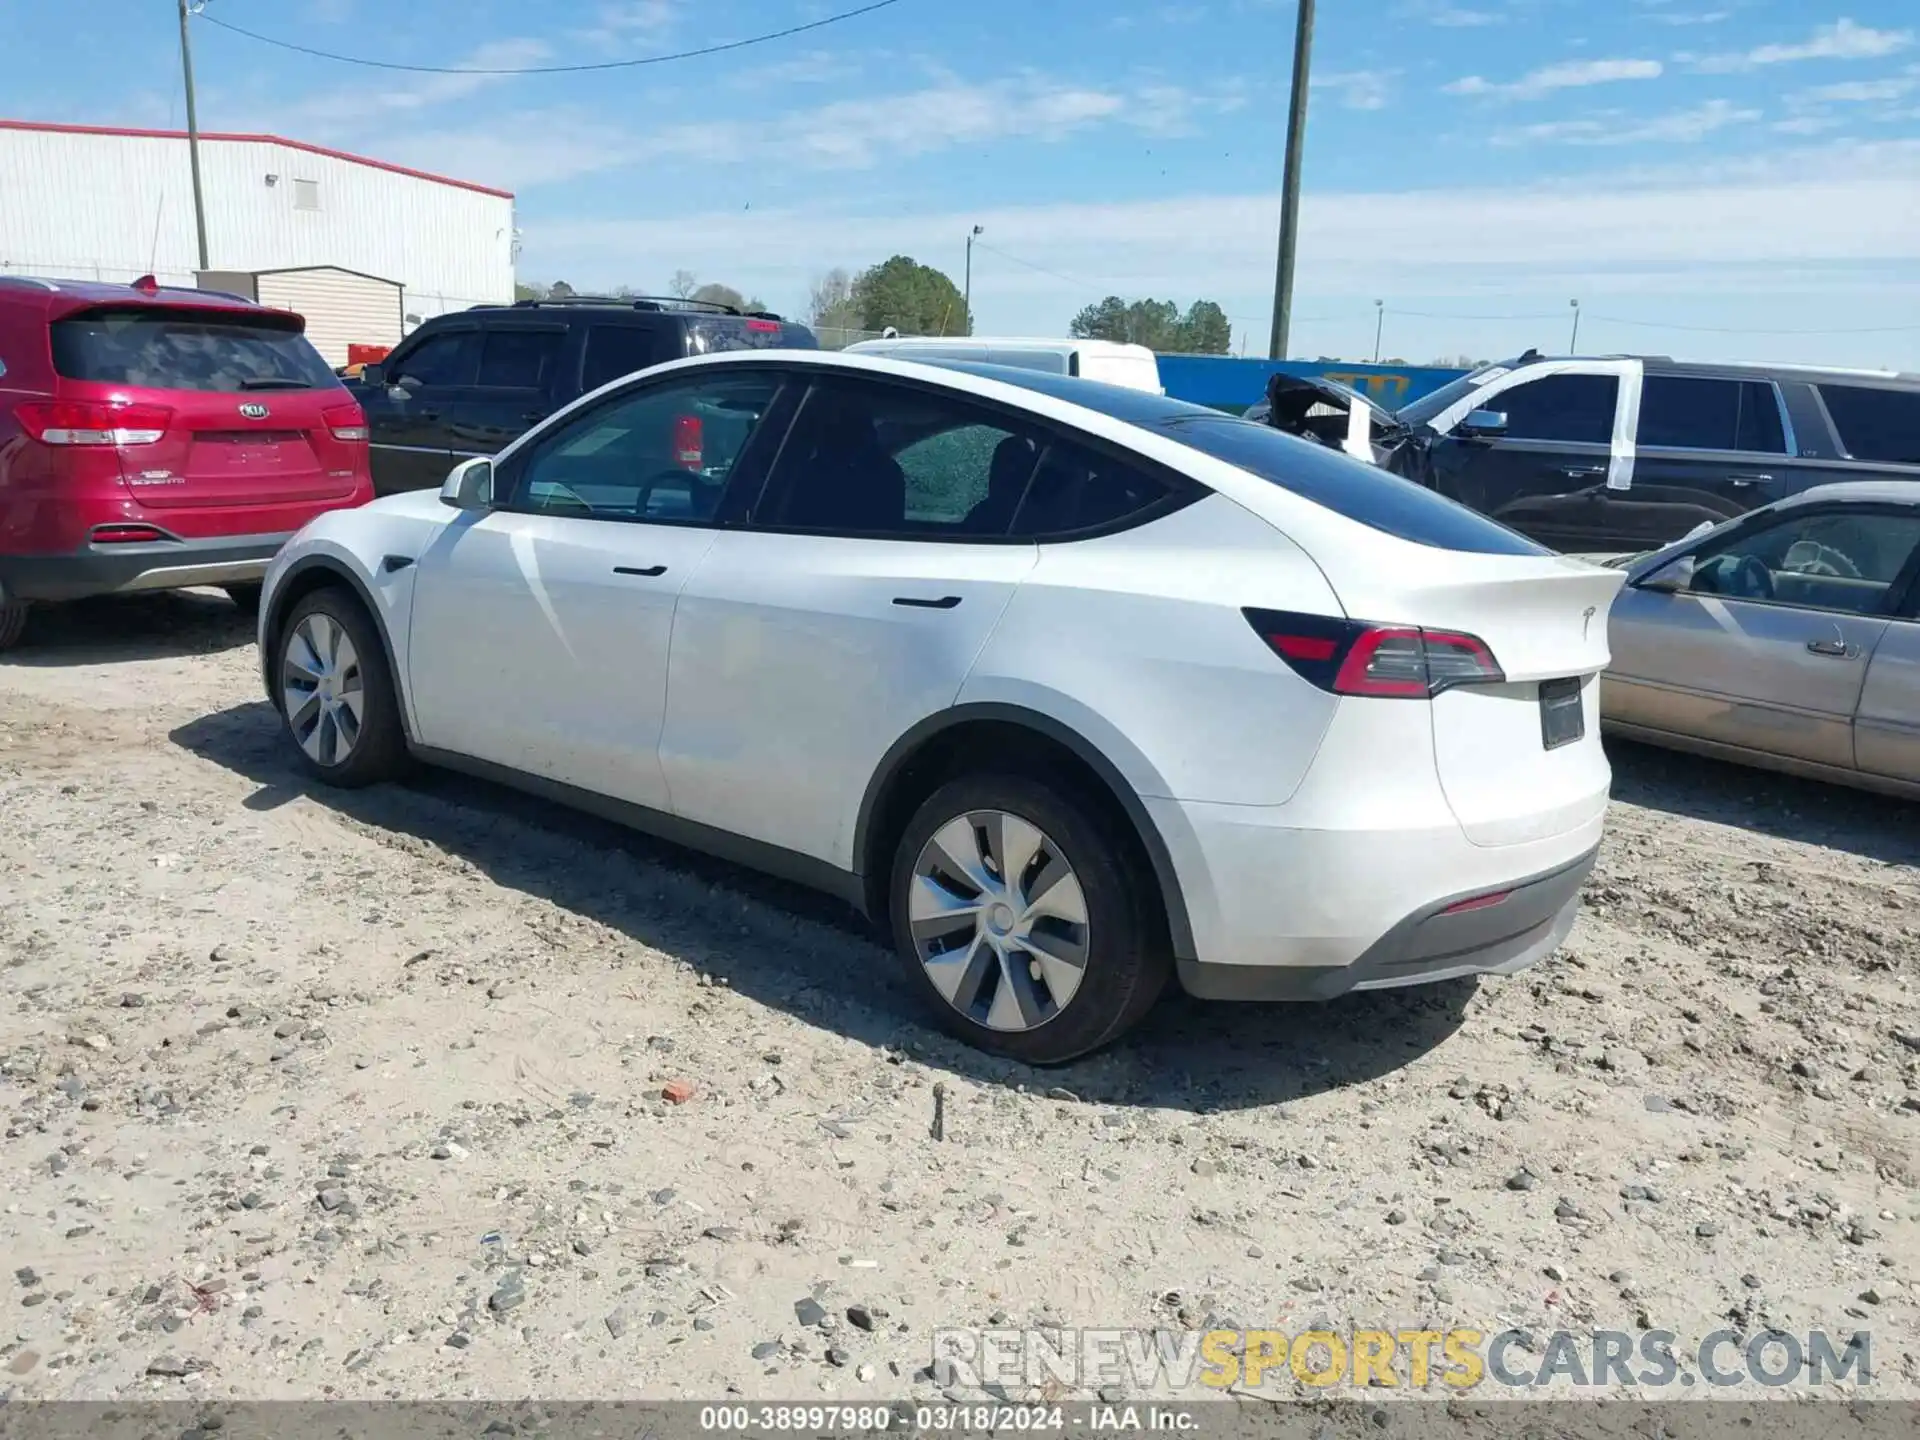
[
  {"x1": 1483, "y1": 374, "x2": 1618, "y2": 444},
  {"x1": 1638, "y1": 376, "x2": 1785, "y2": 453},
  {"x1": 476, "y1": 329, "x2": 564, "y2": 389},
  {"x1": 1818, "y1": 385, "x2": 1920, "y2": 464},
  {"x1": 1691, "y1": 510, "x2": 1920, "y2": 614},
  {"x1": 581, "y1": 324, "x2": 676, "y2": 393},
  {"x1": 391, "y1": 329, "x2": 480, "y2": 389},
  {"x1": 762, "y1": 380, "x2": 1038, "y2": 538},
  {"x1": 1010, "y1": 439, "x2": 1177, "y2": 537},
  {"x1": 506, "y1": 372, "x2": 780, "y2": 523}
]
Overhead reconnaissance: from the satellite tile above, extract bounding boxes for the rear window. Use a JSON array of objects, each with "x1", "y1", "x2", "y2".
[
  {"x1": 1154, "y1": 415, "x2": 1549, "y2": 556},
  {"x1": 938, "y1": 363, "x2": 1547, "y2": 556},
  {"x1": 581, "y1": 324, "x2": 676, "y2": 392},
  {"x1": 50, "y1": 306, "x2": 336, "y2": 392},
  {"x1": 686, "y1": 317, "x2": 819, "y2": 355},
  {"x1": 1819, "y1": 384, "x2": 1920, "y2": 465}
]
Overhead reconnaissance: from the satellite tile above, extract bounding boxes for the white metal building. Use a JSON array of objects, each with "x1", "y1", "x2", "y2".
[{"x1": 0, "y1": 120, "x2": 514, "y2": 358}]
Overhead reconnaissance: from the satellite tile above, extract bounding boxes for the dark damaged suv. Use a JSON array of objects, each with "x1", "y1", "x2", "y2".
[
  {"x1": 1253, "y1": 355, "x2": 1920, "y2": 553},
  {"x1": 350, "y1": 295, "x2": 819, "y2": 495}
]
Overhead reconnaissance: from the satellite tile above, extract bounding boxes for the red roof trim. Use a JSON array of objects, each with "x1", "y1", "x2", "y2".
[{"x1": 0, "y1": 118, "x2": 514, "y2": 199}]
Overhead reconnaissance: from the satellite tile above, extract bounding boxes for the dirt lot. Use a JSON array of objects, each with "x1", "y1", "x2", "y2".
[{"x1": 1, "y1": 590, "x2": 1916, "y2": 1403}]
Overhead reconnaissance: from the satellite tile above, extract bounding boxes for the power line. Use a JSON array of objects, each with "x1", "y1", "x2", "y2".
[
  {"x1": 1587, "y1": 313, "x2": 1920, "y2": 337},
  {"x1": 196, "y1": 0, "x2": 911, "y2": 75}
]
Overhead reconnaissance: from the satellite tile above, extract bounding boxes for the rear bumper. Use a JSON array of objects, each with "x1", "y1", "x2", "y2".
[
  {"x1": 1147, "y1": 788, "x2": 1606, "y2": 1001},
  {"x1": 0, "y1": 531, "x2": 292, "y2": 603},
  {"x1": 1177, "y1": 845, "x2": 1597, "y2": 1000}
]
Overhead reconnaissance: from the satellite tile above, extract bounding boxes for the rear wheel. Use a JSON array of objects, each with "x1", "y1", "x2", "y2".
[
  {"x1": 0, "y1": 599, "x2": 27, "y2": 653},
  {"x1": 276, "y1": 588, "x2": 406, "y2": 788},
  {"x1": 223, "y1": 582, "x2": 263, "y2": 614},
  {"x1": 889, "y1": 773, "x2": 1168, "y2": 1065}
]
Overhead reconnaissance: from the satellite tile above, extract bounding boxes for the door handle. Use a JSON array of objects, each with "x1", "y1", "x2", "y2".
[
  {"x1": 614, "y1": 564, "x2": 668, "y2": 578},
  {"x1": 419, "y1": 411, "x2": 441, "y2": 422},
  {"x1": 1805, "y1": 637, "x2": 1853, "y2": 657},
  {"x1": 893, "y1": 595, "x2": 962, "y2": 609},
  {"x1": 521, "y1": 411, "x2": 547, "y2": 423},
  {"x1": 1727, "y1": 474, "x2": 1773, "y2": 487},
  {"x1": 1559, "y1": 466, "x2": 1605, "y2": 480}
]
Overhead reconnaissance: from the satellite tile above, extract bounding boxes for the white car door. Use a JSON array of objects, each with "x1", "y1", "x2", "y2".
[
  {"x1": 406, "y1": 369, "x2": 789, "y2": 809},
  {"x1": 658, "y1": 374, "x2": 1059, "y2": 868}
]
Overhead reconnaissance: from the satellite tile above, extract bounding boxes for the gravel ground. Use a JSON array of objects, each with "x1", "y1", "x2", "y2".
[{"x1": 1, "y1": 590, "x2": 1916, "y2": 1403}]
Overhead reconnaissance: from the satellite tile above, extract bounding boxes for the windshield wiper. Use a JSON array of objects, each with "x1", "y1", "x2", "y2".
[{"x1": 237, "y1": 377, "x2": 314, "y2": 391}]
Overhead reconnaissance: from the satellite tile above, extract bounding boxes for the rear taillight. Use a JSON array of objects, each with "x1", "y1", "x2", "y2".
[
  {"x1": 1245, "y1": 608, "x2": 1504, "y2": 698},
  {"x1": 321, "y1": 401, "x2": 369, "y2": 442},
  {"x1": 745, "y1": 318, "x2": 780, "y2": 334},
  {"x1": 671, "y1": 414, "x2": 703, "y2": 469},
  {"x1": 15, "y1": 400, "x2": 172, "y2": 447}
]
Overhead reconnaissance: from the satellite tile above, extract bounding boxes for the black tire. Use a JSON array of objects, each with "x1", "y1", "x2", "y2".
[
  {"x1": 275, "y1": 587, "x2": 407, "y2": 788},
  {"x1": 223, "y1": 582, "x2": 264, "y2": 614},
  {"x1": 0, "y1": 599, "x2": 27, "y2": 653},
  {"x1": 889, "y1": 772, "x2": 1169, "y2": 1065}
]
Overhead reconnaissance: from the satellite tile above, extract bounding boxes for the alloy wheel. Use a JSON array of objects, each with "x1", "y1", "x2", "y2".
[
  {"x1": 908, "y1": 808, "x2": 1091, "y2": 1032},
  {"x1": 282, "y1": 612, "x2": 365, "y2": 767}
]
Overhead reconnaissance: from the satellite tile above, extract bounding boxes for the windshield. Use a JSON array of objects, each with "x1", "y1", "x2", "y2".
[
  {"x1": 51, "y1": 307, "x2": 338, "y2": 392},
  {"x1": 1395, "y1": 363, "x2": 1514, "y2": 429}
]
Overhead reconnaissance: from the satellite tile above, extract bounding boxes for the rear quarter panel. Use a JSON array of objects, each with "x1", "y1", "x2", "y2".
[{"x1": 959, "y1": 494, "x2": 1346, "y2": 807}]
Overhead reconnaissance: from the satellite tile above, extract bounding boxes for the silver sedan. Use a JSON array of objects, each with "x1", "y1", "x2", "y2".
[{"x1": 1600, "y1": 481, "x2": 1920, "y2": 799}]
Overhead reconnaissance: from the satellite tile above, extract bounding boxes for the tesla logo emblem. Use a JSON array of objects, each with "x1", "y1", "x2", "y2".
[
  {"x1": 1582, "y1": 605, "x2": 1598, "y2": 640},
  {"x1": 238, "y1": 402, "x2": 270, "y2": 420}
]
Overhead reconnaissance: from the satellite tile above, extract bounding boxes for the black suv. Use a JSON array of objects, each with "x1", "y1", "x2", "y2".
[
  {"x1": 351, "y1": 296, "x2": 819, "y2": 495},
  {"x1": 1375, "y1": 353, "x2": 1920, "y2": 552}
]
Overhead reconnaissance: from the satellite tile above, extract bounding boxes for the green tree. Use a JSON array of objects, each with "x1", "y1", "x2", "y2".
[
  {"x1": 513, "y1": 280, "x2": 548, "y2": 302},
  {"x1": 1177, "y1": 300, "x2": 1231, "y2": 355},
  {"x1": 1071, "y1": 295, "x2": 1231, "y2": 353},
  {"x1": 852, "y1": 255, "x2": 970, "y2": 336},
  {"x1": 686, "y1": 281, "x2": 768, "y2": 314}
]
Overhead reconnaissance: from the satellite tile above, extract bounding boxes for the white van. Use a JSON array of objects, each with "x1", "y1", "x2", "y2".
[{"x1": 842, "y1": 336, "x2": 1164, "y2": 394}]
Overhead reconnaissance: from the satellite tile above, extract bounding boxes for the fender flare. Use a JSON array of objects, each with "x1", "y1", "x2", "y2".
[
  {"x1": 261, "y1": 555, "x2": 417, "y2": 741},
  {"x1": 853, "y1": 701, "x2": 1197, "y2": 961}
]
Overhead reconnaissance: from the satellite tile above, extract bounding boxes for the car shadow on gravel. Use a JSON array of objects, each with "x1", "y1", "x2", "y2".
[
  {"x1": 1608, "y1": 738, "x2": 1920, "y2": 868},
  {"x1": 170, "y1": 700, "x2": 1473, "y2": 1112},
  {"x1": 3, "y1": 589, "x2": 256, "y2": 665}
]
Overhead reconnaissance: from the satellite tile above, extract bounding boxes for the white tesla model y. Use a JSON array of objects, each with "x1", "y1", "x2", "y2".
[{"x1": 258, "y1": 350, "x2": 1623, "y2": 1063}]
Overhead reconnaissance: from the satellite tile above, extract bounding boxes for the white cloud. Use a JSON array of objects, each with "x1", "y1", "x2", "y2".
[
  {"x1": 520, "y1": 141, "x2": 1920, "y2": 316},
  {"x1": 360, "y1": 76, "x2": 1242, "y2": 189},
  {"x1": 1429, "y1": 5, "x2": 1504, "y2": 25},
  {"x1": 576, "y1": 0, "x2": 679, "y2": 45},
  {"x1": 1316, "y1": 70, "x2": 1396, "y2": 111},
  {"x1": 267, "y1": 38, "x2": 555, "y2": 130},
  {"x1": 1692, "y1": 18, "x2": 1913, "y2": 72},
  {"x1": 1799, "y1": 75, "x2": 1918, "y2": 103},
  {"x1": 1649, "y1": 10, "x2": 1732, "y2": 25},
  {"x1": 1445, "y1": 58, "x2": 1664, "y2": 100},
  {"x1": 1500, "y1": 99, "x2": 1760, "y2": 145}
]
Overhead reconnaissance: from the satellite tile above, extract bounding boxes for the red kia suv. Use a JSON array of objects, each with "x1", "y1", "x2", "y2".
[{"x1": 0, "y1": 275, "x2": 374, "y2": 650}]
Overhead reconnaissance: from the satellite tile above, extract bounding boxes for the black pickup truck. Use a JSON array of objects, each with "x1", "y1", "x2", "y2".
[{"x1": 350, "y1": 295, "x2": 819, "y2": 495}]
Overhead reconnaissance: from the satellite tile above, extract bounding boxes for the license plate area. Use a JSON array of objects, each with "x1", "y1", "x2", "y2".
[{"x1": 1539, "y1": 676, "x2": 1585, "y2": 750}]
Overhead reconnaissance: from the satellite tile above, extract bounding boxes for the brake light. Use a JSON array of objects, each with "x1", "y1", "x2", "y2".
[
  {"x1": 744, "y1": 318, "x2": 780, "y2": 334},
  {"x1": 91, "y1": 524, "x2": 169, "y2": 544},
  {"x1": 1440, "y1": 889, "x2": 1512, "y2": 915},
  {"x1": 321, "y1": 400, "x2": 370, "y2": 442},
  {"x1": 671, "y1": 414, "x2": 703, "y2": 469},
  {"x1": 1244, "y1": 608, "x2": 1504, "y2": 698},
  {"x1": 14, "y1": 400, "x2": 172, "y2": 447}
]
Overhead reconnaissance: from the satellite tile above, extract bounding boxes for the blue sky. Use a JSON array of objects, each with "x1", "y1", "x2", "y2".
[{"x1": 9, "y1": 0, "x2": 1920, "y2": 365}]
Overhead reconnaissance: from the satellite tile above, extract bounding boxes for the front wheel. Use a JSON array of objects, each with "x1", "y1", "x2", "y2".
[
  {"x1": 889, "y1": 773, "x2": 1168, "y2": 1065},
  {"x1": 276, "y1": 588, "x2": 406, "y2": 788},
  {"x1": 0, "y1": 599, "x2": 27, "y2": 653}
]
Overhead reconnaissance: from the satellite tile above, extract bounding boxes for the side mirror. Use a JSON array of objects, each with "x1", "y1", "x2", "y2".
[
  {"x1": 1636, "y1": 554, "x2": 1696, "y2": 594},
  {"x1": 440, "y1": 456, "x2": 494, "y2": 512},
  {"x1": 1457, "y1": 408, "x2": 1509, "y2": 439},
  {"x1": 359, "y1": 362, "x2": 385, "y2": 388}
]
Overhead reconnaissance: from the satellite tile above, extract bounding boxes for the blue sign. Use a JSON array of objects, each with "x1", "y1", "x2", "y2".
[{"x1": 1155, "y1": 354, "x2": 1469, "y2": 415}]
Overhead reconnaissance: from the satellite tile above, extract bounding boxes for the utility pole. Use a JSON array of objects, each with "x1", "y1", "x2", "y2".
[
  {"x1": 177, "y1": 0, "x2": 211, "y2": 271},
  {"x1": 1568, "y1": 298, "x2": 1581, "y2": 353},
  {"x1": 1372, "y1": 299, "x2": 1384, "y2": 364},
  {"x1": 1267, "y1": 0, "x2": 1316, "y2": 360},
  {"x1": 963, "y1": 225, "x2": 983, "y2": 336}
]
